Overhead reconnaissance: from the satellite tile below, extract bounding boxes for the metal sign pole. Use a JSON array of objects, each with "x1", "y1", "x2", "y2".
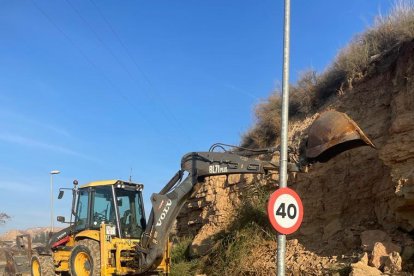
[{"x1": 277, "y1": 0, "x2": 291, "y2": 275}]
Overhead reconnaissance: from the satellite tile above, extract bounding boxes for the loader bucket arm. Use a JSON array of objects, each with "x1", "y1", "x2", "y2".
[
  {"x1": 305, "y1": 110, "x2": 375, "y2": 162},
  {"x1": 135, "y1": 152, "x2": 284, "y2": 272},
  {"x1": 135, "y1": 110, "x2": 376, "y2": 272}
]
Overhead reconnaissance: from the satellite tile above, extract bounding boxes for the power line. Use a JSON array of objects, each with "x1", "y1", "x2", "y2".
[
  {"x1": 89, "y1": 0, "x2": 157, "y2": 93},
  {"x1": 30, "y1": 0, "x2": 168, "y2": 140},
  {"x1": 63, "y1": 0, "x2": 151, "y2": 100},
  {"x1": 88, "y1": 0, "x2": 195, "y2": 147}
]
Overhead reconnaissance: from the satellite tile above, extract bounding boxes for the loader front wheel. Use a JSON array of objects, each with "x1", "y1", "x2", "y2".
[
  {"x1": 70, "y1": 240, "x2": 100, "y2": 276},
  {"x1": 31, "y1": 253, "x2": 55, "y2": 276}
]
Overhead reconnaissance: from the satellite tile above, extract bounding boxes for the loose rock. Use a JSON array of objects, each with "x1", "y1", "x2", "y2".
[
  {"x1": 350, "y1": 261, "x2": 383, "y2": 276},
  {"x1": 383, "y1": 251, "x2": 402, "y2": 273},
  {"x1": 370, "y1": 241, "x2": 402, "y2": 270}
]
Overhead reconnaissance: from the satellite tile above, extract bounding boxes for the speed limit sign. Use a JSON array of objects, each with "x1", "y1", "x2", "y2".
[{"x1": 268, "y1": 187, "x2": 303, "y2": 235}]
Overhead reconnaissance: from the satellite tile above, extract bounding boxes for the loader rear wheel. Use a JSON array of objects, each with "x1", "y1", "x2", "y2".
[
  {"x1": 70, "y1": 240, "x2": 100, "y2": 276},
  {"x1": 31, "y1": 253, "x2": 55, "y2": 276}
]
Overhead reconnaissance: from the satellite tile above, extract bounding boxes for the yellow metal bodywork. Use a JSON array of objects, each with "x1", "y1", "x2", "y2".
[
  {"x1": 99, "y1": 224, "x2": 170, "y2": 275},
  {"x1": 52, "y1": 226, "x2": 170, "y2": 275},
  {"x1": 53, "y1": 236, "x2": 75, "y2": 272},
  {"x1": 80, "y1": 179, "x2": 143, "y2": 189},
  {"x1": 51, "y1": 180, "x2": 168, "y2": 275},
  {"x1": 80, "y1": 179, "x2": 119, "y2": 188},
  {"x1": 76, "y1": 230, "x2": 100, "y2": 241}
]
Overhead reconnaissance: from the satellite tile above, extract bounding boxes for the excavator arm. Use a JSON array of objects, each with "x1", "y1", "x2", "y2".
[
  {"x1": 135, "y1": 151, "x2": 291, "y2": 272},
  {"x1": 135, "y1": 110, "x2": 376, "y2": 272}
]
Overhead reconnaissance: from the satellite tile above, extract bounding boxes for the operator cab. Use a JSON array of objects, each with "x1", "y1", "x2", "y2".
[{"x1": 74, "y1": 180, "x2": 146, "y2": 239}]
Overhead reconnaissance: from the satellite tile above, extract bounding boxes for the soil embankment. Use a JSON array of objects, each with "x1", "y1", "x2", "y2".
[{"x1": 175, "y1": 40, "x2": 414, "y2": 275}]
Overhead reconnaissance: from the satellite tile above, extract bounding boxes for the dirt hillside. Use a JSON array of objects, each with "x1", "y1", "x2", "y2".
[
  {"x1": 0, "y1": 227, "x2": 52, "y2": 242},
  {"x1": 175, "y1": 39, "x2": 414, "y2": 275}
]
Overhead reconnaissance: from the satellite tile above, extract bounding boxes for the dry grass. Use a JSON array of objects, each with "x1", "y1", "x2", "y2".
[
  {"x1": 241, "y1": 93, "x2": 282, "y2": 148},
  {"x1": 200, "y1": 184, "x2": 276, "y2": 276},
  {"x1": 242, "y1": 1, "x2": 414, "y2": 148},
  {"x1": 289, "y1": 69, "x2": 318, "y2": 116},
  {"x1": 330, "y1": 0, "x2": 414, "y2": 90}
]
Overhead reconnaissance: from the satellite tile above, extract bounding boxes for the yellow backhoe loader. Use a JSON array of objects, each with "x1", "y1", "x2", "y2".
[{"x1": 22, "y1": 110, "x2": 375, "y2": 276}]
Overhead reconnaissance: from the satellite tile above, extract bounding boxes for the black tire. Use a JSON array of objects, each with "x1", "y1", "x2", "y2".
[
  {"x1": 30, "y1": 252, "x2": 55, "y2": 276},
  {"x1": 69, "y1": 240, "x2": 100, "y2": 276}
]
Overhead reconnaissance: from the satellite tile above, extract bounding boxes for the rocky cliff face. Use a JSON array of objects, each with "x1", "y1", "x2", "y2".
[
  {"x1": 176, "y1": 40, "x2": 414, "y2": 272},
  {"x1": 324, "y1": 39, "x2": 414, "y2": 234},
  {"x1": 176, "y1": 173, "x2": 277, "y2": 255}
]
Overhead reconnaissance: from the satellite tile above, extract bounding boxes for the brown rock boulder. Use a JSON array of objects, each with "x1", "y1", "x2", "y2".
[
  {"x1": 369, "y1": 241, "x2": 402, "y2": 270},
  {"x1": 349, "y1": 261, "x2": 383, "y2": 276},
  {"x1": 383, "y1": 251, "x2": 402, "y2": 273},
  {"x1": 359, "y1": 252, "x2": 369, "y2": 265}
]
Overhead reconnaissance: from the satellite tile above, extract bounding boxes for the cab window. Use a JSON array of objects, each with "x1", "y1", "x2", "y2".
[
  {"x1": 116, "y1": 188, "x2": 145, "y2": 238},
  {"x1": 75, "y1": 190, "x2": 89, "y2": 231},
  {"x1": 91, "y1": 186, "x2": 116, "y2": 228}
]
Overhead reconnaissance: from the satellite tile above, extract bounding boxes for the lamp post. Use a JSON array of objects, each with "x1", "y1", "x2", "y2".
[{"x1": 50, "y1": 170, "x2": 60, "y2": 233}]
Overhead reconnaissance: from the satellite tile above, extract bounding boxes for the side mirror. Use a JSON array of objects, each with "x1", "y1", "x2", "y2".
[
  {"x1": 57, "y1": 216, "x2": 66, "y2": 223},
  {"x1": 58, "y1": 190, "x2": 64, "y2": 199}
]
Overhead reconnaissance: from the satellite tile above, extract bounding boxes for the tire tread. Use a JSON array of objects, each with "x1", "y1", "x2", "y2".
[
  {"x1": 31, "y1": 252, "x2": 55, "y2": 276},
  {"x1": 70, "y1": 239, "x2": 100, "y2": 276}
]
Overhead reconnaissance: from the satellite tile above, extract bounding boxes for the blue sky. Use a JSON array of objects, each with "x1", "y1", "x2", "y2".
[{"x1": 0, "y1": 0, "x2": 393, "y2": 233}]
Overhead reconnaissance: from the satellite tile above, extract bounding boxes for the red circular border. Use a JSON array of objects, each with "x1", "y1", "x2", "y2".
[{"x1": 267, "y1": 187, "x2": 304, "y2": 235}]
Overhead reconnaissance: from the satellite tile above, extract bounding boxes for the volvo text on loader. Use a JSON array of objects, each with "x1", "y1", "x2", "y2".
[{"x1": 26, "y1": 110, "x2": 375, "y2": 276}]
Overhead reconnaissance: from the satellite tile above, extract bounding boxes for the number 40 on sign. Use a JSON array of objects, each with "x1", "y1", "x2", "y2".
[{"x1": 267, "y1": 187, "x2": 304, "y2": 235}]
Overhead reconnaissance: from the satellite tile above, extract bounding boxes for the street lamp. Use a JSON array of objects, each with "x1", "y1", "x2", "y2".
[{"x1": 50, "y1": 170, "x2": 60, "y2": 233}]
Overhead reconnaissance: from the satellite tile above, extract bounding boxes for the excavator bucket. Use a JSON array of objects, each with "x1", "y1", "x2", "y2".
[{"x1": 305, "y1": 110, "x2": 376, "y2": 162}]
